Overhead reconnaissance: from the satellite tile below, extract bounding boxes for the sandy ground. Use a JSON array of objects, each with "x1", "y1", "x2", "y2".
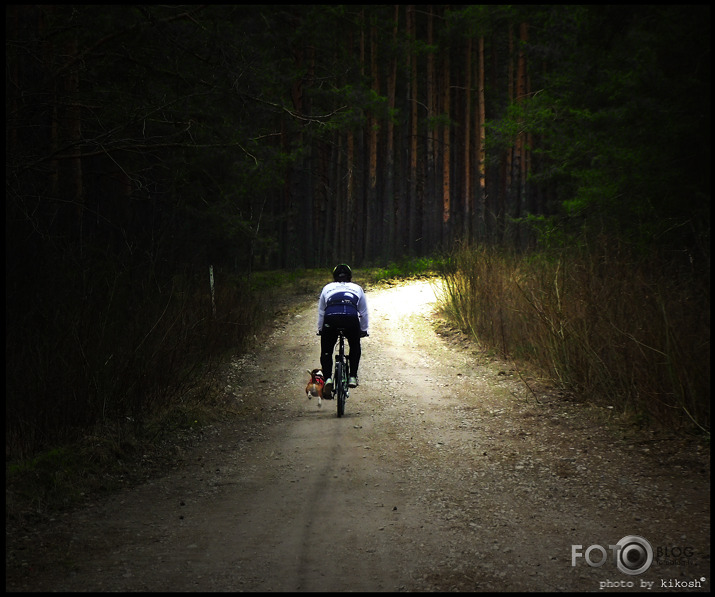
[{"x1": 5, "y1": 279, "x2": 710, "y2": 592}]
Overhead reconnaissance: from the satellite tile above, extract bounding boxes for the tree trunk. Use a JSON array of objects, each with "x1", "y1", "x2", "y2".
[
  {"x1": 384, "y1": 5, "x2": 399, "y2": 261},
  {"x1": 354, "y1": 9, "x2": 367, "y2": 265},
  {"x1": 476, "y1": 35, "x2": 486, "y2": 241},
  {"x1": 441, "y1": 47, "x2": 451, "y2": 248},
  {"x1": 425, "y1": 6, "x2": 437, "y2": 254},
  {"x1": 53, "y1": 31, "x2": 85, "y2": 242},
  {"x1": 366, "y1": 19, "x2": 380, "y2": 261},
  {"x1": 518, "y1": 22, "x2": 530, "y2": 249},
  {"x1": 407, "y1": 5, "x2": 419, "y2": 256},
  {"x1": 346, "y1": 128, "x2": 355, "y2": 264},
  {"x1": 505, "y1": 24, "x2": 516, "y2": 246},
  {"x1": 463, "y1": 37, "x2": 472, "y2": 242}
]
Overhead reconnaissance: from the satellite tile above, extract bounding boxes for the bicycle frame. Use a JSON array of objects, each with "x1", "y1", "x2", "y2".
[{"x1": 334, "y1": 328, "x2": 349, "y2": 417}]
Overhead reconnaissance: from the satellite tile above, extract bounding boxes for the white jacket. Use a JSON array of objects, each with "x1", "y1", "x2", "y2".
[{"x1": 317, "y1": 281, "x2": 369, "y2": 333}]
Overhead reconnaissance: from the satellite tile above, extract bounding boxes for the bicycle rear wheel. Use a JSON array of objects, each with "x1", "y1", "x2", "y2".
[{"x1": 335, "y1": 360, "x2": 347, "y2": 417}]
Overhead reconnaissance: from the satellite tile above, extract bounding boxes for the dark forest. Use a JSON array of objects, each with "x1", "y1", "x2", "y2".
[{"x1": 6, "y1": 5, "x2": 710, "y2": 456}]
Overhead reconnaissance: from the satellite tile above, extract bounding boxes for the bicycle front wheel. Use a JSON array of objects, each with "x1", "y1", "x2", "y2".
[{"x1": 335, "y1": 361, "x2": 347, "y2": 418}]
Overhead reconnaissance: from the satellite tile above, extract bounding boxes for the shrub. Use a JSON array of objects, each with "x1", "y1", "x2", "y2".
[{"x1": 439, "y1": 242, "x2": 709, "y2": 432}]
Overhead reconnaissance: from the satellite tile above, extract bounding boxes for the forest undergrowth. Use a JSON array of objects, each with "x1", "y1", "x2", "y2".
[{"x1": 438, "y1": 242, "x2": 710, "y2": 435}]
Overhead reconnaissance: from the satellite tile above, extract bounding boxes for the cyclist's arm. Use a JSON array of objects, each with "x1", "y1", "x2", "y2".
[
  {"x1": 317, "y1": 289, "x2": 327, "y2": 332},
  {"x1": 358, "y1": 287, "x2": 369, "y2": 333}
]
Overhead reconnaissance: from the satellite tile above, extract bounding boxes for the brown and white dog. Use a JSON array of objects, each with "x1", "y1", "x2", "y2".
[{"x1": 306, "y1": 369, "x2": 326, "y2": 408}]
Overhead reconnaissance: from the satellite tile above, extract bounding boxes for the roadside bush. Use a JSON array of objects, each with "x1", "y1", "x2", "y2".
[{"x1": 439, "y1": 242, "x2": 709, "y2": 432}]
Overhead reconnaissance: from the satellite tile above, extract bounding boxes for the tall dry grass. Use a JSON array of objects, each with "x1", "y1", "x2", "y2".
[{"x1": 439, "y1": 242, "x2": 709, "y2": 432}]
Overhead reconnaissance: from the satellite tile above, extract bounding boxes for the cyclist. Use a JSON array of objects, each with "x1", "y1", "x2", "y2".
[{"x1": 317, "y1": 264, "x2": 369, "y2": 398}]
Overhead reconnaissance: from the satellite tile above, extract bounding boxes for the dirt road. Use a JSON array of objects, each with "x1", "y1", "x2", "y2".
[{"x1": 6, "y1": 280, "x2": 710, "y2": 592}]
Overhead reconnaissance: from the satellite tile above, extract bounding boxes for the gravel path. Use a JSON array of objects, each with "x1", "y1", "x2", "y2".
[{"x1": 6, "y1": 280, "x2": 710, "y2": 592}]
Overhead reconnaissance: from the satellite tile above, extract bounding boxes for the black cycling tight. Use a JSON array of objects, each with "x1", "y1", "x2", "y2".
[{"x1": 320, "y1": 326, "x2": 361, "y2": 380}]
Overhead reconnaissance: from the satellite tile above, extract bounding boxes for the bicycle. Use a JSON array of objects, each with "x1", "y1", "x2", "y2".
[
  {"x1": 333, "y1": 328, "x2": 349, "y2": 418},
  {"x1": 319, "y1": 327, "x2": 367, "y2": 418}
]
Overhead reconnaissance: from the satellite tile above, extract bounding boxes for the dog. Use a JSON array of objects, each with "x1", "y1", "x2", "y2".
[{"x1": 306, "y1": 369, "x2": 326, "y2": 408}]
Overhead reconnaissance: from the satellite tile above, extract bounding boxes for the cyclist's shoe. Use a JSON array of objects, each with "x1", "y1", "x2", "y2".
[
  {"x1": 323, "y1": 378, "x2": 334, "y2": 399},
  {"x1": 348, "y1": 376, "x2": 358, "y2": 388}
]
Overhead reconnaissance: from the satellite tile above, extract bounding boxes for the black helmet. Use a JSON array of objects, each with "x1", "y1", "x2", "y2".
[{"x1": 332, "y1": 263, "x2": 352, "y2": 282}]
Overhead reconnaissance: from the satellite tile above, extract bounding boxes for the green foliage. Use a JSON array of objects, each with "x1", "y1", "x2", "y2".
[
  {"x1": 427, "y1": 113, "x2": 453, "y2": 130},
  {"x1": 519, "y1": 214, "x2": 580, "y2": 250},
  {"x1": 500, "y1": 5, "x2": 709, "y2": 256},
  {"x1": 321, "y1": 85, "x2": 388, "y2": 132},
  {"x1": 367, "y1": 256, "x2": 444, "y2": 284},
  {"x1": 248, "y1": 260, "x2": 444, "y2": 293},
  {"x1": 5, "y1": 388, "x2": 241, "y2": 520},
  {"x1": 6, "y1": 446, "x2": 85, "y2": 517}
]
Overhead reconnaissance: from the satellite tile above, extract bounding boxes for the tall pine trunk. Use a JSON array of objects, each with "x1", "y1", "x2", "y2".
[
  {"x1": 441, "y1": 47, "x2": 451, "y2": 248},
  {"x1": 407, "y1": 5, "x2": 419, "y2": 256},
  {"x1": 384, "y1": 5, "x2": 399, "y2": 261},
  {"x1": 518, "y1": 22, "x2": 531, "y2": 249},
  {"x1": 425, "y1": 7, "x2": 437, "y2": 254},
  {"x1": 463, "y1": 37, "x2": 472, "y2": 242},
  {"x1": 476, "y1": 35, "x2": 486, "y2": 240},
  {"x1": 365, "y1": 19, "x2": 380, "y2": 262}
]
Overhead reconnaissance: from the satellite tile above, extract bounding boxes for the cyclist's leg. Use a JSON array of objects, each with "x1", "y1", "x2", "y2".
[
  {"x1": 345, "y1": 319, "x2": 362, "y2": 380},
  {"x1": 320, "y1": 326, "x2": 338, "y2": 379}
]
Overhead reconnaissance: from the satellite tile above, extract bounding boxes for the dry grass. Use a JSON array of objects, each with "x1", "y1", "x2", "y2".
[{"x1": 439, "y1": 242, "x2": 710, "y2": 433}]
